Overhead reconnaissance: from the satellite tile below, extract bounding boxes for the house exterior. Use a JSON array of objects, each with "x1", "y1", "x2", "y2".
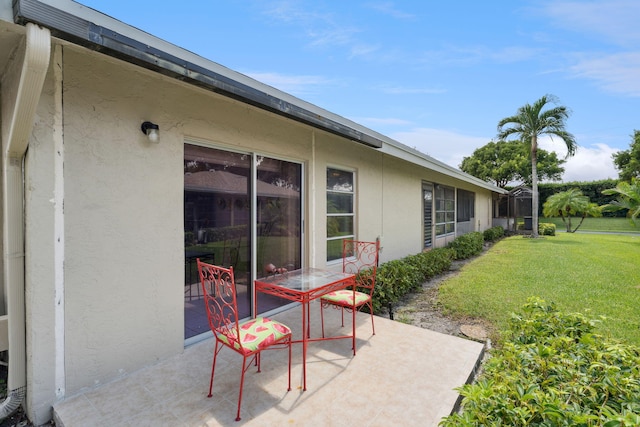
[{"x1": 0, "y1": 0, "x2": 507, "y2": 423}]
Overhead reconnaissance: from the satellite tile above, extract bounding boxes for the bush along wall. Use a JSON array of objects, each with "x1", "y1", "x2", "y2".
[
  {"x1": 372, "y1": 228, "x2": 504, "y2": 314},
  {"x1": 483, "y1": 226, "x2": 505, "y2": 242},
  {"x1": 372, "y1": 247, "x2": 454, "y2": 313},
  {"x1": 447, "y1": 231, "x2": 484, "y2": 260},
  {"x1": 441, "y1": 298, "x2": 640, "y2": 426}
]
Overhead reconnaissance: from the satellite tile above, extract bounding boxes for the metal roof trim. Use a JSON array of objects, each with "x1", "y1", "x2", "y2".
[
  {"x1": 13, "y1": 0, "x2": 383, "y2": 148},
  {"x1": 11, "y1": 0, "x2": 506, "y2": 194}
]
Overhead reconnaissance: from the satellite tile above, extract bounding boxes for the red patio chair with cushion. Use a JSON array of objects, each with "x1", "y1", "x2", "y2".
[
  {"x1": 320, "y1": 239, "x2": 379, "y2": 354},
  {"x1": 197, "y1": 259, "x2": 292, "y2": 422}
]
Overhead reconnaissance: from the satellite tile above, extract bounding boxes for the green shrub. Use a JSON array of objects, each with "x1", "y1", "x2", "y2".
[
  {"x1": 372, "y1": 247, "x2": 454, "y2": 313},
  {"x1": 372, "y1": 232, "x2": 488, "y2": 314},
  {"x1": 538, "y1": 222, "x2": 556, "y2": 236},
  {"x1": 441, "y1": 298, "x2": 640, "y2": 426},
  {"x1": 483, "y1": 226, "x2": 505, "y2": 242},
  {"x1": 407, "y1": 248, "x2": 455, "y2": 282},
  {"x1": 201, "y1": 224, "x2": 247, "y2": 242},
  {"x1": 447, "y1": 232, "x2": 484, "y2": 260},
  {"x1": 373, "y1": 259, "x2": 416, "y2": 313}
]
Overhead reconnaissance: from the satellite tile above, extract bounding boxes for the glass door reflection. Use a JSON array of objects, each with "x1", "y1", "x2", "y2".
[
  {"x1": 184, "y1": 145, "x2": 302, "y2": 340},
  {"x1": 184, "y1": 145, "x2": 251, "y2": 339},
  {"x1": 255, "y1": 156, "x2": 302, "y2": 315}
]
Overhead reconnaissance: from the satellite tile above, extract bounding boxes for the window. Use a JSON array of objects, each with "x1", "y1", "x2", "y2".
[
  {"x1": 326, "y1": 167, "x2": 354, "y2": 261},
  {"x1": 457, "y1": 189, "x2": 475, "y2": 222},
  {"x1": 422, "y1": 182, "x2": 433, "y2": 249},
  {"x1": 435, "y1": 185, "x2": 455, "y2": 236}
]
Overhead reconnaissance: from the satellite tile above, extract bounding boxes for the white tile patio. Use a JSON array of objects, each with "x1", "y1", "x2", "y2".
[{"x1": 53, "y1": 303, "x2": 485, "y2": 426}]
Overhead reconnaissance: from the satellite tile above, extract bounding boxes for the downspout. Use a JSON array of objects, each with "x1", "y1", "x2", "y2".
[{"x1": 0, "y1": 23, "x2": 50, "y2": 418}]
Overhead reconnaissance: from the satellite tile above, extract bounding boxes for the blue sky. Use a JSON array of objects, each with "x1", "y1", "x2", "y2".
[{"x1": 77, "y1": 0, "x2": 640, "y2": 183}]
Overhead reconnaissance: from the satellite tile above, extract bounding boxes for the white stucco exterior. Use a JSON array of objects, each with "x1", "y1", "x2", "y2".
[{"x1": 0, "y1": 1, "x2": 507, "y2": 423}]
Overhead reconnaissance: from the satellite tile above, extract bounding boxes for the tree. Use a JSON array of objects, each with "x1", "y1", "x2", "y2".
[
  {"x1": 601, "y1": 177, "x2": 640, "y2": 223},
  {"x1": 612, "y1": 130, "x2": 640, "y2": 181},
  {"x1": 497, "y1": 95, "x2": 577, "y2": 237},
  {"x1": 460, "y1": 140, "x2": 565, "y2": 188},
  {"x1": 542, "y1": 188, "x2": 601, "y2": 232}
]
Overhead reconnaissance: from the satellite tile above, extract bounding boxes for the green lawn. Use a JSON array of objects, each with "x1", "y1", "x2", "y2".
[
  {"x1": 438, "y1": 233, "x2": 640, "y2": 345},
  {"x1": 542, "y1": 216, "x2": 640, "y2": 233}
]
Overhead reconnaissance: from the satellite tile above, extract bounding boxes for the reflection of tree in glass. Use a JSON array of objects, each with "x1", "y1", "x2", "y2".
[
  {"x1": 326, "y1": 199, "x2": 340, "y2": 237},
  {"x1": 272, "y1": 177, "x2": 300, "y2": 192},
  {"x1": 327, "y1": 168, "x2": 353, "y2": 192}
]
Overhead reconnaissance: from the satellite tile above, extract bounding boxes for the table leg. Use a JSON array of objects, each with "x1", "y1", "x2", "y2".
[{"x1": 301, "y1": 300, "x2": 307, "y2": 391}]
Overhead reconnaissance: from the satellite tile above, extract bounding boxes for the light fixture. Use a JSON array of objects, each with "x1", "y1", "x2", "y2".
[{"x1": 141, "y1": 121, "x2": 159, "y2": 143}]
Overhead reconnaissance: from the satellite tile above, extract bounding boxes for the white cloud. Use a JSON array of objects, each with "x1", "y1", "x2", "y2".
[
  {"x1": 569, "y1": 52, "x2": 640, "y2": 97},
  {"x1": 367, "y1": 2, "x2": 417, "y2": 20},
  {"x1": 385, "y1": 128, "x2": 619, "y2": 184},
  {"x1": 356, "y1": 117, "x2": 413, "y2": 127},
  {"x1": 543, "y1": 0, "x2": 640, "y2": 46},
  {"x1": 378, "y1": 85, "x2": 446, "y2": 95},
  {"x1": 261, "y1": 2, "x2": 360, "y2": 49},
  {"x1": 389, "y1": 127, "x2": 488, "y2": 168},
  {"x1": 349, "y1": 43, "x2": 381, "y2": 58},
  {"x1": 243, "y1": 71, "x2": 334, "y2": 95},
  {"x1": 539, "y1": 137, "x2": 619, "y2": 182}
]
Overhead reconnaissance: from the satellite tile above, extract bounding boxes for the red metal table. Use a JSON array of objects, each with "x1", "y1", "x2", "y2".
[{"x1": 254, "y1": 268, "x2": 356, "y2": 391}]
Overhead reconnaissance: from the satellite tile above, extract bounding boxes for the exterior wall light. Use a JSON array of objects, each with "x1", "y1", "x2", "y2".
[{"x1": 141, "y1": 121, "x2": 160, "y2": 143}]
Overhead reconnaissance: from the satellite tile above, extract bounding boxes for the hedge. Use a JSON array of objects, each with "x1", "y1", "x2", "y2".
[
  {"x1": 483, "y1": 226, "x2": 505, "y2": 242},
  {"x1": 447, "y1": 231, "x2": 484, "y2": 260},
  {"x1": 371, "y1": 229, "x2": 503, "y2": 313},
  {"x1": 539, "y1": 179, "x2": 624, "y2": 217},
  {"x1": 372, "y1": 247, "x2": 454, "y2": 313}
]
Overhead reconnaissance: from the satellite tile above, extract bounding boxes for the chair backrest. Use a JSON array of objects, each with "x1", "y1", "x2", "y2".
[
  {"x1": 342, "y1": 239, "x2": 380, "y2": 294},
  {"x1": 197, "y1": 259, "x2": 242, "y2": 348}
]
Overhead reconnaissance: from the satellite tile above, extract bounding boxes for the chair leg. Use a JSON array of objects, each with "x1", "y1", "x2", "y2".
[
  {"x1": 287, "y1": 339, "x2": 292, "y2": 391},
  {"x1": 320, "y1": 301, "x2": 325, "y2": 338},
  {"x1": 370, "y1": 303, "x2": 376, "y2": 336},
  {"x1": 352, "y1": 304, "x2": 357, "y2": 355},
  {"x1": 208, "y1": 341, "x2": 223, "y2": 398},
  {"x1": 236, "y1": 357, "x2": 248, "y2": 422}
]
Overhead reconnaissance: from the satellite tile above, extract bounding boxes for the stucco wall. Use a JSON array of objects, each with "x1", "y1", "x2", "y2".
[
  {"x1": 55, "y1": 46, "x2": 323, "y2": 394},
  {"x1": 23, "y1": 39, "x2": 499, "y2": 419},
  {"x1": 59, "y1": 49, "x2": 185, "y2": 393}
]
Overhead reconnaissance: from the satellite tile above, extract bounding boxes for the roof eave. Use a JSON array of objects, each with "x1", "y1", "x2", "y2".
[
  {"x1": 13, "y1": 0, "x2": 383, "y2": 149},
  {"x1": 12, "y1": 0, "x2": 507, "y2": 194}
]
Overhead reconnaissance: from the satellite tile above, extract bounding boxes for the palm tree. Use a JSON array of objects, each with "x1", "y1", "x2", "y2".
[
  {"x1": 497, "y1": 95, "x2": 577, "y2": 237},
  {"x1": 542, "y1": 188, "x2": 601, "y2": 233},
  {"x1": 601, "y1": 177, "x2": 640, "y2": 223}
]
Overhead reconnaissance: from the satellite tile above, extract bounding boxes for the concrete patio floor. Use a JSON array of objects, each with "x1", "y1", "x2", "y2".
[{"x1": 53, "y1": 302, "x2": 485, "y2": 426}]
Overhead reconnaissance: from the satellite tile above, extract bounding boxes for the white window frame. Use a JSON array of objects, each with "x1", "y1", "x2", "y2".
[
  {"x1": 435, "y1": 184, "x2": 455, "y2": 237},
  {"x1": 326, "y1": 167, "x2": 355, "y2": 262}
]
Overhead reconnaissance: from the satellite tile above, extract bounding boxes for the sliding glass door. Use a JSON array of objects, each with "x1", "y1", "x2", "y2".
[
  {"x1": 255, "y1": 156, "x2": 302, "y2": 313},
  {"x1": 183, "y1": 144, "x2": 301, "y2": 340}
]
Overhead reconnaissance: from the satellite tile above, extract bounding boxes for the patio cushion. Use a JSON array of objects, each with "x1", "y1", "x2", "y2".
[
  {"x1": 217, "y1": 317, "x2": 292, "y2": 355},
  {"x1": 321, "y1": 290, "x2": 370, "y2": 306}
]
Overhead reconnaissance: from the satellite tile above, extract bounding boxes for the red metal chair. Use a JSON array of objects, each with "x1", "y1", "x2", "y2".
[
  {"x1": 197, "y1": 259, "x2": 292, "y2": 422},
  {"x1": 320, "y1": 239, "x2": 380, "y2": 354}
]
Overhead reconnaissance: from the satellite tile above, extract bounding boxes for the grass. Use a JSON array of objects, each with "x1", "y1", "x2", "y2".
[
  {"x1": 438, "y1": 233, "x2": 640, "y2": 345},
  {"x1": 542, "y1": 216, "x2": 640, "y2": 233}
]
